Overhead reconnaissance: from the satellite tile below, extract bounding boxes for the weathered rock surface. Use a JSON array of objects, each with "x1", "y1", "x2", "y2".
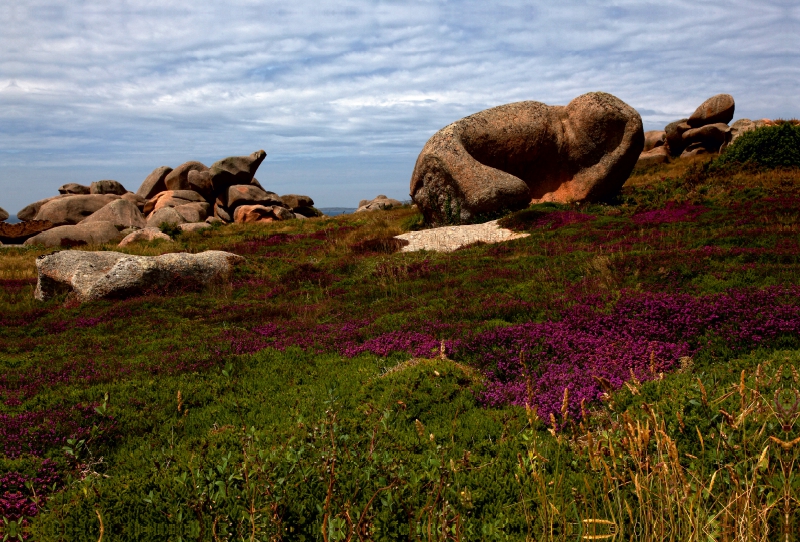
[
  {"x1": 179, "y1": 222, "x2": 212, "y2": 233},
  {"x1": 233, "y1": 204, "x2": 292, "y2": 223},
  {"x1": 146, "y1": 207, "x2": 187, "y2": 228},
  {"x1": 174, "y1": 202, "x2": 210, "y2": 223},
  {"x1": 0, "y1": 220, "x2": 54, "y2": 244},
  {"x1": 24, "y1": 221, "x2": 123, "y2": 247},
  {"x1": 214, "y1": 204, "x2": 232, "y2": 223},
  {"x1": 34, "y1": 194, "x2": 120, "y2": 226},
  {"x1": 280, "y1": 194, "x2": 314, "y2": 209},
  {"x1": 164, "y1": 162, "x2": 208, "y2": 191},
  {"x1": 58, "y1": 183, "x2": 91, "y2": 195},
  {"x1": 643, "y1": 131, "x2": 666, "y2": 152},
  {"x1": 0, "y1": 206, "x2": 8, "y2": 221},
  {"x1": 144, "y1": 190, "x2": 206, "y2": 215},
  {"x1": 34, "y1": 250, "x2": 245, "y2": 302},
  {"x1": 187, "y1": 169, "x2": 214, "y2": 200},
  {"x1": 225, "y1": 185, "x2": 283, "y2": 210},
  {"x1": 209, "y1": 151, "x2": 266, "y2": 192},
  {"x1": 681, "y1": 122, "x2": 731, "y2": 152},
  {"x1": 688, "y1": 94, "x2": 735, "y2": 127},
  {"x1": 17, "y1": 196, "x2": 69, "y2": 222},
  {"x1": 355, "y1": 195, "x2": 404, "y2": 213},
  {"x1": 136, "y1": 166, "x2": 172, "y2": 200},
  {"x1": 121, "y1": 192, "x2": 147, "y2": 210},
  {"x1": 293, "y1": 206, "x2": 322, "y2": 218},
  {"x1": 680, "y1": 142, "x2": 710, "y2": 158},
  {"x1": 636, "y1": 145, "x2": 670, "y2": 167},
  {"x1": 118, "y1": 227, "x2": 173, "y2": 247},
  {"x1": 90, "y1": 180, "x2": 128, "y2": 195},
  {"x1": 410, "y1": 92, "x2": 643, "y2": 223},
  {"x1": 665, "y1": 119, "x2": 691, "y2": 156},
  {"x1": 81, "y1": 199, "x2": 147, "y2": 230}
]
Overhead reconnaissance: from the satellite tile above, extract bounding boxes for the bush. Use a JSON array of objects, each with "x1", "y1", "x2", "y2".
[{"x1": 716, "y1": 122, "x2": 800, "y2": 169}]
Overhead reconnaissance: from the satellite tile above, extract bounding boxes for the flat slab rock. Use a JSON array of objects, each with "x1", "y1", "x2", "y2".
[
  {"x1": 394, "y1": 220, "x2": 528, "y2": 253},
  {"x1": 35, "y1": 250, "x2": 245, "y2": 302}
]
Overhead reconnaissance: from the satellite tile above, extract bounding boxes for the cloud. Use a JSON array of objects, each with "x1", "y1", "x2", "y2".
[{"x1": 0, "y1": 0, "x2": 798, "y2": 210}]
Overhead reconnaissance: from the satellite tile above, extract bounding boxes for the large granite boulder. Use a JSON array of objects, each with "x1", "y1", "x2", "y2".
[
  {"x1": 643, "y1": 130, "x2": 666, "y2": 152},
  {"x1": 0, "y1": 220, "x2": 54, "y2": 244},
  {"x1": 164, "y1": 161, "x2": 208, "y2": 191},
  {"x1": 410, "y1": 92, "x2": 643, "y2": 223},
  {"x1": 174, "y1": 202, "x2": 210, "y2": 223},
  {"x1": 187, "y1": 170, "x2": 214, "y2": 200},
  {"x1": 118, "y1": 227, "x2": 173, "y2": 247},
  {"x1": 665, "y1": 119, "x2": 691, "y2": 156},
  {"x1": 136, "y1": 166, "x2": 172, "y2": 200},
  {"x1": 280, "y1": 194, "x2": 314, "y2": 209},
  {"x1": 225, "y1": 185, "x2": 283, "y2": 210},
  {"x1": 636, "y1": 146, "x2": 670, "y2": 167},
  {"x1": 58, "y1": 183, "x2": 91, "y2": 195},
  {"x1": 90, "y1": 180, "x2": 128, "y2": 195},
  {"x1": 81, "y1": 199, "x2": 147, "y2": 230},
  {"x1": 0, "y1": 206, "x2": 8, "y2": 222},
  {"x1": 681, "y1": 123, "x2": 731, "y2": 153},
  {"x1": 34, "y1": 194, "x2": 120, "y2": 226},
  {"x1": 24, "y1": 221, "x2": 123, "y2": 247},
  {"x1": 34, "y1": 250, "x2": 245, "y2": 302},
  {"x1": 144, "y1": 190, "x2": 206, "y2": 215},
  {"x1": 209, "y1": 150, "x2": 266, "y2": 192},
  {"x1": 233, "y1": 204, "x2": 293, "y2": 223},
  {"x1": 121, "y1": 192, "x2": 147, "y2": 210},
  {"x1": 146, "y1": 207, "x2": 187, "y2": 229},
  {"x1": 17, "y1": 195, "x2": 70, "y2": 222},
  {"x1": 688, "y1": 94, "x2": 735, "y2": 127}
]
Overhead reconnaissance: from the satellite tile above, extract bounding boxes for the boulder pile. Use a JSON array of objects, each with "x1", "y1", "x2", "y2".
[
  {"x1": 4, "y1": 151, "x2": 320, "y2": 247},
  {"x1": 410, "y1": 92, "x2": 644, "y2": 224},
  {"x1": 636, "y1": 94, "x2": 777, "y2": 167}
]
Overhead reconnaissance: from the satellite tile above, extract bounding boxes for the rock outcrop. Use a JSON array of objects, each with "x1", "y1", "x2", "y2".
[
  {"x1": 24, "y1": 221, "x2": 123, "y2": 247},
  {"x1": 165, "y1": 162, "x2": 208, "y2": 192},
  {"x1": 80, "y1": 199, "x2": 147, "y2": 230},
  {"x1": 0, "y1": 207, "x2": 8, "y2": 222},
  {"x1": 58, "y1": 183, "x2": 91, "y2": 195},
  {"x1": 137, "y1": 166, "x2": 172, "y2": 200},
  {"x1": 90, "y1": 180, "x2": 128, "y2": 195},
  {"x1": 34, "y1": 194, "x2": 120, "y2": 226},
  {"x1": 0, "y1": 220, "x2": 54, "y2": 244},
  {"x1": 410, "y1": 92, "x2": 644, "y2": 223},
  {"x1": 209, "y1": 150, "x2": 266, "y2": 192},
  {"x1": 34, "y1": 250, "x2": 245, "y2": 302},
  {"x1": 355, "y1": 195, "x2": 404, "y2": 213}
]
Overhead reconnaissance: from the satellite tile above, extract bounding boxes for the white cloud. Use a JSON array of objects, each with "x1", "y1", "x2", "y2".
[{"x1": 0, "y1": 0, "x2": 798, "y2": 211}]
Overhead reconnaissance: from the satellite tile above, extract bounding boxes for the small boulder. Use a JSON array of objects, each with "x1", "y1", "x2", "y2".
[
  {"x1": 643, "y1": 131, "x2": 666, "y2": 152},
  {"x1": 0, "y1": 206, "x2": 8, "y2": 221},
  {"x1": 636, "y1": 146, "x2": 670, "y2": 167},
  {"x1": 136, "y1": 166, "x2": 173, "y2": 200},
  {"x1": 688, "y1": 94, "x2": 735, "y2": 127},
  {"x1": 206, "y1": 216, "x2": 224, "y2": 225},
  {"x1": 58, "y1": 183, "x2": 91, "y2": 195},
  {"x1": 0, "y1": 220, "x2": 54, "y2": 244},
  {"x1": 355, "y1": 195, "x2": 403, "y2": 213},
  {"x1": 24, "y1": 221, "x2": 123, "y2": 247},
  {"x1": 214, "y1": 204, "x2": 232, "y2": 223},
  {"x1": 226, "y1": 185, "x2": 283, "y2": 210},
  {"x1": 90, "y1": 180, "x2": 128, "y2": 195},
  {"x1": 81, "y1": 199, "x2": 147, "y2": 230},
  {"x1": 118, "y1": 227, "x2": 173, "y2": 247},
  {"x1": 280, "y1": 194, "x2": 315, "y2": 209},
  {"x1": 209, "y1": 150, "x2": 267, "y2": 192},
  {"x1": 174, "y1": 202, "x2": 210, "y2": 223},
  {"x1": 164, "y1": 161, "x2": 208, "y2": 191},
  {"x1": 34, "y1": 194, "x2": 121, "y2": 226},
  {"x1": 179, "y1": 222, "x2": 211, "y2": 233},
  {"x1": 34, "y1": 250, "x2": 245, "y2": 302},
  {"x1": 147, "y1": 207, "x2": 187, "y2": 229},
  {"x1": 680, "y1": 142, "x2": 710, "y2": 159}
]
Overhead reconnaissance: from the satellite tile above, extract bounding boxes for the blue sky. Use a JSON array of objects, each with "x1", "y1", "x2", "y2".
[{"x1": 1, "y1": 0, "x2": 798, "y2": 213}]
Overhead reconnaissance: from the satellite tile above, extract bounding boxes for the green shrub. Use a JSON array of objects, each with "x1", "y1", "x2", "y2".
[{"x1": 716, "y1": 122, "x2": 800, "y2": 169}]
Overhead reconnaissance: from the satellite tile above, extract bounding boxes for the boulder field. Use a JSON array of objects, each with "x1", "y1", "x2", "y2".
[
  {"x1": 410, "y1": 92, "x2": 644, "y2": 224},
  {"x1": 5, "y1": 151, "x2": 320, "y2": 247}
]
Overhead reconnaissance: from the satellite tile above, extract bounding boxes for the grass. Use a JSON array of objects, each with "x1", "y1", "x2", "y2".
[{"x1": 2, "y1": 157, "x2": 800, "y2": 540}]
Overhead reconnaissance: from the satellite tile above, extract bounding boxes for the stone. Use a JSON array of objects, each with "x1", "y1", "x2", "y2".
[
  {"x1": 688, "y1": 94, "x2": 735, "y2": 127},
  {"x1": 233, "y1": 204, "x2": 293, "y2": 223},
  {"x1": 355, "y1": 196, "x2": 404, "y2": 213},
  {"x1": 214, "y1": 204, "x2": 232, "y2": 223},
  {"x1": 17, "y1": 195, "x2": 70, "y2": 222},
  {"x1": 34, "y1": 194, "x2": 121, "y2": 226},
  {"x1": 294, "y1": 213, "x2": 307, "y2": 220},
  {"x1": 90, "y1": 180, "x2": 128, "y2": 195},
  {"x1": 728, "y1": 118, "x2": 773, "y2": 145},
  {"x1": 136, "y1": 166, "x2": 173, "y2": 199},
  {"x1": 179, "y1": 222, "x2": 211, "y2": 233},
  {"x1": 121, "y1": 192, "x2": 147, "y2": 210},
  {"x1": 164, "y1": 161, "x2": 208, "y2": 191},
  {"x1": 0, "y1": 220, "x2": 54, "y2": 244},
  {"x1": 34, "y1": 250, "x2": 245, "y2": 302},
  {"x1": 681, "y1": 122, "x2": 731, "y2": 152},
  {"x1": 643, "y1": 131, "x2": 666, "y2": 152},
  {"x1": 680, "y1": 142, "x2": 710, "y2": 159},
  {"x1": 144, "y1": 190, "x2": 206, "y2": 215},
  {"x1": 118, "y1": 227, "x2": 173, "y2": 247},
  {"x1": 187, "y1": 169, "x2": 214, "y2": 200},
  {"x1": 225, "y1": 185, "x2": 283, "y2": 210},
  {"x1": 205, "y1": 216, "x2": 224, "y2": 225},
  {"x1": 146, "y1": 207, "x2": 187, "y2": 229},
  {"x1": 293, "y1": 206, "x2": 323, "y2": 218},
  {"x1": 280, "y1": 194, "x2": 315, "y2": 209},
  {"x1": 250, "y1": 177, "x2": 264, "y2": 189},
  {"x1": 24, "y1": 221, "x2": 123, "y2": 248},
  {"x1": 209, "y1": 150, "x2": 267, "y2": 192},
  {"x1": 410, "y1": 92, "x2": 643, "y2": 224},
  {"x1": 0, "y1": 206, "x2": 8, "y2": 221},
  {"x1": 636, "y1": 145, "x2": 670, "y2": 167},
  {"x1": 174, "y1": 202, "x2": 210, "y2": 223},
  {"x1": 81, "y1": 199, "x2": 147, "y2": 230},
  {"x1": 58, "y1": 183, "x2": 91, "y2": 195},
  {"x1": 665, "y1": 119, "x2": 691, "y2": 156}
]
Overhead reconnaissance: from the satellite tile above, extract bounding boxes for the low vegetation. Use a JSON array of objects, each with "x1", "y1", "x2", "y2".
[{"x1": 2, "y1": 135, "x2": 800, "y2": 540}]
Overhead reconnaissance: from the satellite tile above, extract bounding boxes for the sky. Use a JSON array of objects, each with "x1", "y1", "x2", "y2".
[{"x1": 1, "y1": 0, "x2": 798, "y2": 214}]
